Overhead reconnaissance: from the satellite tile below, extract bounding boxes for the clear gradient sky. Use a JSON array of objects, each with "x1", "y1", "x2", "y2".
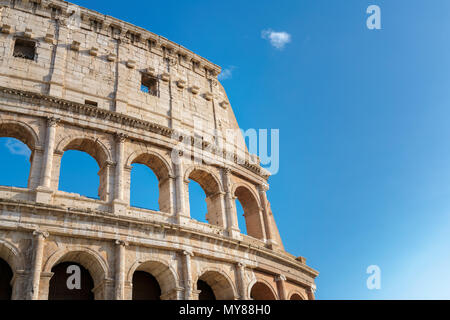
[{"x1": 1, "y1": 0, "x2": 450, "y2": 299}]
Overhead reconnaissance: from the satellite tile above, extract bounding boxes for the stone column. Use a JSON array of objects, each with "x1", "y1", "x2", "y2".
[
  {"x1": 258, "y1": 184, "x2": 277, "y2": 248},
  {"x1": 36, "y1": 117, "x2": 59, "y2": 204},
  {"x1": 175, "y1": 160, "x2": 189, "y2": 225},
  {"x1": 181, "y1": 251, "x2": 193, "y2": 300},
  {"x1": 114, "y1": 240, "x2": 128, "y2": 300},
  {"x1": 113, "y1": 133, "x2": 128, "y2": 214},
  {"x1": 223, "y1": 168, "x2": 240, "y2": 238},
  {"x1": 275, "y1": 274, "x2": 287, "y2": 300},
  {"x1": 29, "y1": 230, "x2": 49, "y2": 300},
  {"x1": 306, "y1": 284, "x2": 316, "y2": 300},
  {"x1": 236, "y1": 263, "x2": 247, "y2": 300}
]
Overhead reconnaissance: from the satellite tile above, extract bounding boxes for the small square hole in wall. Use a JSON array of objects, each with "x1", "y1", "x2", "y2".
[
  {"x1": 141, "y1": 74, "x2": 158, "y2": 97},
  {"x1": 85, "y1": 100, "x2": 98, "y2": 107},
  {"x1": 13, "y1": 39, "x2": 36, "y2": 60}
]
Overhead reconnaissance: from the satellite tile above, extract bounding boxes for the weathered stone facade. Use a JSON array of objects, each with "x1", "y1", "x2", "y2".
[{"x1": 0, "y1": 0, "x2": 318, "y2": 300}]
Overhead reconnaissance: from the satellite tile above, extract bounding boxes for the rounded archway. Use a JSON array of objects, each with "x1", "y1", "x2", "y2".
[
  {"x1": 0, "y1": 258, "x2": 13, "y2": 300},
  {"x1": 186, "y1": 167, "x2": 224, "y2": 227},
  {"x1": 132, "y1": 271, "x2": 161, "y2": 300},
  {"x1": 44, "y1": 249, "x2": 108, "y2": 300},
  {"x1": 197, "y1": 280, "x2": 216, "y2": 300},
  {"x1": 128, "y1": 260, "x2": 178, "y2": 300},
  {"x1": 56, "y1": 136, "x2": 112, "y2": 201},
  {"x1": 49, "y1": 262, "x2": 94, "y2": 300},
  {"x1": 128, "y1": 152, "x2": 172, "y2": 212},
  {"x1": 196, "y1": 270, "x2": 236, "y2": 300},
  {"x1": 0, "y1": 121, "x2": 38, "y2": 189},
  {"x1": 290, "y1": 293, "x2": 304, "y2": 300},
  {"x1": 234, "y1": 185, "x2": 264, "y2": 239},
  {"x1": 250, "y1": 281, "x2": 277, "y2": 300}
]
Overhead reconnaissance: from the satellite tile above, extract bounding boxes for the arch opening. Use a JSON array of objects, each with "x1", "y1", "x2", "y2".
[
  {"x1": 129, "y1": 153, "x2": 171, "y2": 212},
  {"x1": 290, "y1": 293, "x2": 303, "y2": 300},
  {"x1": 49, "y1": 262, "x2": 94, "y2": 300},
  {"x1": 234, "y1": 186, "x2": 265, "y2": 240},
  {"x1": 57, "y1": 137, "x2": 111, "y2": 201},
  {"x1": 187, "y1": 169, "x2": 223, "y2": 227},
  {"x1": 197, "y1": 280, "x2": 215, "y2": 300},
  {"x1": 196, "y1": 271, "x2": 235, "y2": 300},
  {"x1": 59, "y1": 150, "x2": 100, "y2": 199},
  {"x1": 132, "y1": 271, "x2": 161, "y2": 300},
  {"x1": 250, "y1": 282, "x2": 277, "y2": 300},
  {"x1": 0, "y1": 258, "x2": 12, "y2": 300},
  {"x1": 0, "y1": 137, "x2": 32, "y2": 188},
  {"x1": 129, "y1": 260, "x2": 178, "y2": 300}
]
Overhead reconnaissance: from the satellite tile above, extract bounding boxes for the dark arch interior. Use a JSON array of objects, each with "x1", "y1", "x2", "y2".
[
  {"x1": 250, "y1": 282, "x2": 277, "y2": 300},
  {"x1": 49, "y1": 262, "x2": 94, "y2": 300},
  {"x1": 0, "y1": 258, "x2": 13, "y2": 300},
  {"x1": 132, "y1": 271, "x2": 161, "y2": 300},
  {"x1": 197, "y1": 280, "x2": 216, "y2": 300},
  {"x1": 290, "y1": 293, "x2": 303, "y2": 300}
]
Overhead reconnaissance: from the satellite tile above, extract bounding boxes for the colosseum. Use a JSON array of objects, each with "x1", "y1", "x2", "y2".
[{"x1": 0, "y1": 0, "x2": 318, "y2": 300}]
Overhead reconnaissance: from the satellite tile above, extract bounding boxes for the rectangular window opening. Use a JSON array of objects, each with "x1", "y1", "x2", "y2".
[
  {"x1": 85, "y1": 100, "x2": 98, "y2": 107},
  {"x1": 13, "y1": 39, "x2": 36, "y2": 60},
  {"x1": 141, "y1": 74, "x2": 158, "y2": 97}
]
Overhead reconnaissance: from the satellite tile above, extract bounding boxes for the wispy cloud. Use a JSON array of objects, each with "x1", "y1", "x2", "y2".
[
  {"x1": 4, "y1": 138, "x2": 31, "y2": 157},
  {"x1": 218, "y1": 66, "x2": 236, "y2": 81},
  {"x1": 261, "y1": 29, "x2": 292, "y2": 50}
]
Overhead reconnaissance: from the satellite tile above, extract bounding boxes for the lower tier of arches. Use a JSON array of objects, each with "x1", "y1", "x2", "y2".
[{"x1": 0, "y1": 230, "x2": 316, "y2": 301}]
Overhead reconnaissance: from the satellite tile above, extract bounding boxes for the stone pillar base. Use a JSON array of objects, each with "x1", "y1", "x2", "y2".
[
  {"x1": 112, "y1": 200, "x2": 128, "y2": 215},
  {"x1": 176, "y1": 214, "x2": 191, "y2": 226},
  {"x1": 228, "y1": 228, "x2": 242, "y2": 240},
  {"x1": 34, "y1": 187, "x2": 53, "y2": 204}
]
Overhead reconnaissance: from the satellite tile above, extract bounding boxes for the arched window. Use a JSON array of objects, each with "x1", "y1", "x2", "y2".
[
  {"x1": 187, "y1": 169, "x2": 224, "y2": 227},
  {"x1": 132, "y1": 271, "x2": 161, "y2": 300},
  {"x1": 250, "y1": 282, "x2": 277, "y2": 300},
  {"x1": 197, "y1": 280, "x2": 215, "y2": 300},
  {"x1": 235, "y1": 200, "x2": 247, "y2": 235},
  {"x1": 234, "y1": 186, "x2": 265, "y2": 240},
  {"x1": 0, "y1": 258, "x2": 12, "y2": 300},
  {"x1": 59, "y1": 150, "x2": 100, "y2": 199},
  {"x1": 290, "y1": 293, "x2": 303, "y2": 300},
  {"x1": 0, "y1": 121, "x2": 37, "y2": 189},
  {"x1": 56, "y1": 137, "x2": 110, "y2": 201},
  {"x1": 196, "y1": 271, "x2": 235, "y2": 300},
  {"x1": 128, "y1": 153, "x2": 171, "y2": 212},
  {"x1": 188, "y1": 180, "x2": 208, "y2": 223},
  {"x1": 49, "y1": 262, "x2": 94, "y2": 300},
  {"x1": 0, "y1": 137, "x2": 31, "y2": 188},
  {"x1": 129, "y1": 260, "x2": 177, "y2": 300}
]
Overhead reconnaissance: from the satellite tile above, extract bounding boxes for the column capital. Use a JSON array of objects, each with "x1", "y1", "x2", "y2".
[
  {"x1": 115, "y1": 239, "x2": 129, "y2": 247},
  {"x1": 275, "y1": 274, "x2": 287, "y2": 282},
  {"x1": 46, "y1": 117, "x2": 60, "y2": 127},
  {"x1": 258, "y1": 183, "x2": 270, "y2": 193},
  {"x1": 33, "y1": 230, "x2": 49, "y2": 239},
  {"x1": 115, "y1": 132, "x2": 128, "y2": 143},
  {"x1": 237, "y1": 262, "x2": 246, "y2": 269},
  {"x1": 182, "y1": 250, "x2": 194, "y2": 257}
]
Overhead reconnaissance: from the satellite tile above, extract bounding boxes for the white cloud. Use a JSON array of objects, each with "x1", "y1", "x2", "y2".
[
  {"x1": 4, "y1": 138, "x2": 31, "y2": 157},
  {"x1": 261, "y1": 29, "x2": 292, "y2": 50},
  {"x1": 218, "y1": 66, "x2": 236, "y2": 81}
]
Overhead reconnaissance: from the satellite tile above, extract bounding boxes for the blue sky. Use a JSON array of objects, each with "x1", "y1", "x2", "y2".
[{"x1": 2, "y1": 0, "x2": 450, "y2": 299}]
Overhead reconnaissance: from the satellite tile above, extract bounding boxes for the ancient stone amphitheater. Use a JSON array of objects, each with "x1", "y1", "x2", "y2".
[{"x1": 0, "y1": 0, "x2": 318, "y2": 300}]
